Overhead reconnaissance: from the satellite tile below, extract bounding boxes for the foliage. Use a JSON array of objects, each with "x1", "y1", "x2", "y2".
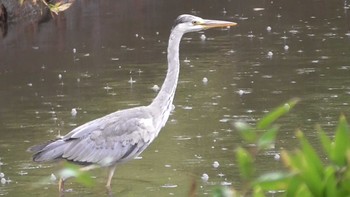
[
  {"x1": 19, "y1": 0, "x2": 73, "y2": 15},
  {"x1": 59, "y1": 163, "x2": 94, "y2": 187},
  {"x1": 214, "y1": 98, "x2": 350, "y2": 197}
]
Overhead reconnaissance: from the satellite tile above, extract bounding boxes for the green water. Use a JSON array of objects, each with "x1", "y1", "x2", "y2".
[{"x1": 1, "y1": 0, "x2": 350, "y2": 196}]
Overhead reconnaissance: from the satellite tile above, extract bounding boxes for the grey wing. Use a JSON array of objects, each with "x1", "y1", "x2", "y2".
[{"x1": 62, "y1": 108, "x2": 157, "y2": 166}]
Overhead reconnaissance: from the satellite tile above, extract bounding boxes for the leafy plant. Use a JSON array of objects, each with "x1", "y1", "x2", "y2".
[
  {"x1": 19, "y1": 0, "x2": 73, "y2": 15},
  {"x1": 214, "y1": 98, "x2": 350, "y2": 197}
]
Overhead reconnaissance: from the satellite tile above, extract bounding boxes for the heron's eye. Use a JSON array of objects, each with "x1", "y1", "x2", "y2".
[{"x1": 192, "y1": 21, "x2": 199, "y2": 25}]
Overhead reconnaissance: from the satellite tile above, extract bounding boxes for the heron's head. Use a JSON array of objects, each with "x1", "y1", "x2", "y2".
[{"x1": 172, "y1": 14, "x2": 237, "y2": 33}]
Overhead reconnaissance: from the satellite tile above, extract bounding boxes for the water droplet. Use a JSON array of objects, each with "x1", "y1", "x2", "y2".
[
  {"x1": 151, "y1": 85, "x2": 160, "y2": 92},
  {"x1": 201, "y1": 173, "x2": 209, "y2": 182},
  {"x1": 212, "y1": 161, "x2": 220, "y2": 168},
  {"x1": 200, "y1": 34, "x2": 206, "y2": 41},
  {"x1": 128, "y1": 77, "x2": 136, "y2": 84},
  {"x1": 274, "y1": 153, "x2": 280, "y2": 160},
  {"x1": 184, "y1": 58, "x2": 191, "y2": 63},
  {"x1": 267, "y1": 51, "x2": 273, "y2": 58},
  {"x1": 202, "y1": 77, "x2": 208, "y2": 84},
  {"x1": 71, "y1": 108, "x2": 77, "y2": 117},
  {"x1": 50, "y1": 173, "x2": 57, "y2": 181},
  {"x1": 266, "y1": 26, "x2": 272, "y2": 32}
]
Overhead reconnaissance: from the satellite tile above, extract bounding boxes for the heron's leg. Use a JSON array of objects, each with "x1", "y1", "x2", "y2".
[
  {"x1": 58, "y1": 178, "x2": 65, "y2": 196},
  {"x1": 106, "y1": 165, "x2": 117, "y2": 190}
]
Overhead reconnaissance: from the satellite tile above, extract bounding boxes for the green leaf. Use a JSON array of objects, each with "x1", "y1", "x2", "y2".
[
  {"x1": 323, "y1": 166, "x2": 338, "y2": 197},
  {"x1": 253, "y1": 185, "x2": 266, "y2": 197},
  {"x1": 234, "y1": 121, "x2": 257, "y2": 143},
  {"x1": 257, "y1": 126, "x2": 279, "y2": 150},
  {"x1": 257, "y1": 98, "x2": 299, "y2": 130},
  {"x1": 236, "y1": 147, "x2": 255, "y2": 180},
  {"x1": 296, "y1": 130, "x2": 324, "y2": 177},
  {"x1": 212, "y1": 187, "x2": 235, "y2": 197},
  {"x1": 316, "y1": 124, "x2": 332, "y2": 156},
  {"x1": 294, "y1": 183, "x2": 313, "y2": 197},
  {"x1": 59, "y1": 163, "x2": 94, "y2": 187},
  {"x1": 331, "y1": 115, "x2": 350, "y2": 166},
  {"x1": 254, "y1": 172, "x2": 291, "y2": 191}
]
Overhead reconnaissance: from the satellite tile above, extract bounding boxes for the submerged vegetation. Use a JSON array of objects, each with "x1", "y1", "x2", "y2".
[{"x1": 213, "y1": 98, "x2": 350, "y2": 197}]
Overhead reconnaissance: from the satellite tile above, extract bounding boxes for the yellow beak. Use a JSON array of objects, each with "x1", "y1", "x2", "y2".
[{"x1": 201, "y1": 19, "x2": 237, "y2": 29}]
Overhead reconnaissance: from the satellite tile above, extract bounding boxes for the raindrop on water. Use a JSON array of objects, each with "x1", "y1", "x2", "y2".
[
  {"x1": 274, "y1": 153, "x2": 281, "y2": 160},
  {"x1": 151, "y1": 85, "x2": 160, "y2": 92},
  {"x1": 71, "y1": 108, "x2": 77, "y2": 117},
  {"x1": 201, "y1": 173, "x2": 209, "y2": 182},
  {"x1": 50, "y1": 173, "x2": 57, "y2": 181},
  {"x1": 202, "y1": 77, "x2": 208, "y2": 84},
  {"x1": 284, "y1": 45, "x2": 289, "y2": 51},
  {"x1": 212, "y1": 161, "x2": 220, "y2": 168},
  {"x1": 267, "y1": 51, "x2": 273, "y2": 58},
  {"x1": 128, "y1": 77, "x2": 136, "y2": 84},
  {"x1": 266, "y1": 26, "x2": 272, "y2": 32}
]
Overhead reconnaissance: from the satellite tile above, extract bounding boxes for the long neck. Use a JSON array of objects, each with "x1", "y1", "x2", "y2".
[{"x1": 150, "y1": 29, "x2": 183, "y2": 127}]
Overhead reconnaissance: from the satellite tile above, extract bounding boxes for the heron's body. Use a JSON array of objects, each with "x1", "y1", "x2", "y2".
[{"x1": 28, "y1": 14, "x2": 236, "y2": 194}]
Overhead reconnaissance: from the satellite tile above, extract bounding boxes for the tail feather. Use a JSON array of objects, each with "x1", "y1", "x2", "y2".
[{"x1": 28, "y1": 139, "x2": 67, "y2": 162}]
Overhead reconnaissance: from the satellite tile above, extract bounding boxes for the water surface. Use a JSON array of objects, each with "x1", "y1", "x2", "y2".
[{"x1": 1, "y1": 0, "x2": 350, "y2": 196}]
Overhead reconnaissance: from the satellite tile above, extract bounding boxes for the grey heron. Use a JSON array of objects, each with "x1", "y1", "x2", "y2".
[{"x1": 28, "y1": 14, "x2": 237, "y2": 194}]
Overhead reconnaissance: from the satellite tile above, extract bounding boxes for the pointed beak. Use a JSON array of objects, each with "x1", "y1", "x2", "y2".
[{"x1": 201, "y1": 19, "x2": 237, "y2": 29}]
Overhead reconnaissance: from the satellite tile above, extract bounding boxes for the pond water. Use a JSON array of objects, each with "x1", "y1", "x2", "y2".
[{"x1": 1, "y1": 0, "x2": 350, "y2": 196}]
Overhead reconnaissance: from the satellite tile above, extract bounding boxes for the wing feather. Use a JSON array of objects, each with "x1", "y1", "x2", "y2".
[{"x1": 59, "y1": 107, "x2": 157, "y2": 166}]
